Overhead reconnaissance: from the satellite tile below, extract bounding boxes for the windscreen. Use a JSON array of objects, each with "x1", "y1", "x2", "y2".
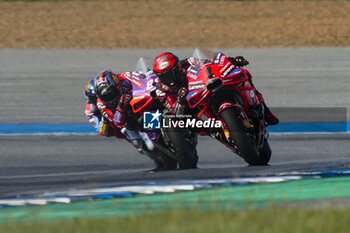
[
  {"x1": 135, "y1": 57, "x2": 152, "y2": 74},
  {"x1": 190, "y1": 48, "x2": 215, "y2": 67}
]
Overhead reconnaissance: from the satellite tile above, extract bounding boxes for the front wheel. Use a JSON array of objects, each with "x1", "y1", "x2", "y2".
[
  {"x1": 220, "y1": 108, "x2": 261, "y2": 165},
  {"x1": 256, "y1": 138, "x2": 271, "y2": 165},
  {"x1": 163, "y1": 128, "x2": 198, "y2": 169}
]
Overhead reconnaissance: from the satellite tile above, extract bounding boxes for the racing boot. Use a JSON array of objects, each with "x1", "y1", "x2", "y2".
[
  {"x1": 138, "y1": 131, "x2": 155, "y2": 151},
  {"x1": 121, "y1": 128, "x2": 177, "y2": 171},
  {"x1": 138, "y1": 131, "x2": 177, "y2": 171},
  {"x1": 121, "y1": 128, "x2": 143, "y2": 151},
  {"x1": 264, "y1": 104, "x2": 279, "y2": 125},
  {"x1": 144, "y1": 132, "x2": 178, "y2": 171},
  {"x1": 254, "y1": 90, "x2": 279, "y2": 126}
]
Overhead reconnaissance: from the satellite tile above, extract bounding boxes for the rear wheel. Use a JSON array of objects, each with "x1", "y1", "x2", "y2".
[
  {"x1": 157, "y1": 151, "x2": 178, "y2": 170},
  {"x1": 144, "y1": 144, "x2": 178, "y2": 171},
  {"x1": 164, "y1": 128, "x2": 198, "y2": 169},
  {"x1": 220, "y1": 108, "x2": 260, "y2": 165}
]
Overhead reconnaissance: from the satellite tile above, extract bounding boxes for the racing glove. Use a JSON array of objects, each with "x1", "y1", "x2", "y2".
[
  {"x1": 113, "y1": 108, "x2": 126, "y2": 129},
  {"x1": 89, "y1": 116, "x2": 101, "y2": 129},
  {"x1": 228, "y1": 56, "x2": 249, "y2": 67},
  {"x1": 177, "y1": 87, "x2": 188, "y2": 104},
  {"x1": 180, "y1": 58, "x2": 191, "y2": 68},
  {"x1": 174, "y1": 102, "x2": 186, "y2": 115},
  {"x1": 175, "y1": 87, "x2": 188, "y2": 115}
]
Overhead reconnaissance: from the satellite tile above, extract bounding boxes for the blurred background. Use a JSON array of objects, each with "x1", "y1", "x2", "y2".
[{"x1": 0, "y1": 0, "x2": 349, "y2": 124}]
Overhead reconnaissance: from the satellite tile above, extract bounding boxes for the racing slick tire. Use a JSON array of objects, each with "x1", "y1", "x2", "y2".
[
  {"x1": 256, "y1": 139, "x2": 272, "y2": 165},
  {"x1": 220, "y1": 108, "x2": 261, "y2": 165},
  {"x1": 164, "y1": 128, "x2": 198, "y2": 169}
]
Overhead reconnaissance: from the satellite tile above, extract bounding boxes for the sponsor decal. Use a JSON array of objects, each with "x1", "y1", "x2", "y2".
[
  {"x1": 187, "y1": 72, "x2": 198, "y2": 80},
  {"x1": 213, "y1": 53, "x2": 221, "y2": 64},
  {"x1": 131, "y1": 72, "x2": 141, "y2": 80},
  {"x1": 189, "y1": 68, "x2": 199, "y2": 74},
  {"x1": 219, "y1": 62, "x2": 231, "y2": 73},
  {"x1": 187, "y1": 91, "x2": 198, "y2": 99},
  {"x1": 221, "y1": 65, "x2": 235, "y2": 78},
  {"x1": 233, "y1": 68, "x2": 241, "y2": 74},
  {"x1": 133, "y1": 94, "x2": 146, "y2": 100},
  {"x1": 124, "y1": 72, "x2": 132, "y2": 79},
  {"x1": 133, "y1": 89, "x2": 146, "y2": 95},
  {"x1": 131, "y1": 79, "x2": 143, "y2": 87},
  {"x1": 189, "y1": 84, "x2": 205, "y2": 91},
  {"x1": 219, "y1": 56, "x2": 225, "y2": 66},
  {"x1": 124, "y1": 72, "x2": 142, "y2": 87}
]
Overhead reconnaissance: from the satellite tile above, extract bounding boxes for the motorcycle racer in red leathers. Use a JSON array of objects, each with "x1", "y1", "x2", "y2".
[{"x1": 152, "y1": 52, "x2": 279, "y2": 125}]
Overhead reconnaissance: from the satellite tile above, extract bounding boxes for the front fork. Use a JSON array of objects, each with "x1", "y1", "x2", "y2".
[
  {"x1": 252, "y1": 103, "x2": 266, "y2": 149},
  {"x1": 218, "y1": 101, "x2": 251, "y2": 138},
  {"x1": 195, "y1": 103, "x2": 241, "y2": 151},
  {"x1": 213, "y1": 101, "x2": 266, "y2": 151}
]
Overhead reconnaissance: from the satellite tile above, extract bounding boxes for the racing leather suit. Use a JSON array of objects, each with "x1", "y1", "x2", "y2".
[{"x1": 96, "y1": 73, "x2": 133, "y2": 137}]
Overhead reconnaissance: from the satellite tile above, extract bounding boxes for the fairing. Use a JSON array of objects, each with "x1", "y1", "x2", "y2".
[
  {"x1": 129, "y1": 57, "x2": 158, "y2": 114},
  {"x1": 186, "y1": 49, "x2": 251, "y2": 109}
]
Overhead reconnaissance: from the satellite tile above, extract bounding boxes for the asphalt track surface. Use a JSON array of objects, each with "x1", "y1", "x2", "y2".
[{"x1": 0, "y1": 48, "x2": 349, "y2": 197}]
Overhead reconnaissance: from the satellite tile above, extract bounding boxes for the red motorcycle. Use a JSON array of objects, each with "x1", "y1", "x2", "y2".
[
  {"x1": 126, "y1": 58, "x2": 198, "y2": 169},
  {"x1": 185, "y1": 49, "x2": 272, "y2": 165}
]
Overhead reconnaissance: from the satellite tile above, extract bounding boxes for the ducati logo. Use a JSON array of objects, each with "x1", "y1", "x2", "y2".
[{"x1": 159, "y1": 61, "x2": 170, "y2": 70}]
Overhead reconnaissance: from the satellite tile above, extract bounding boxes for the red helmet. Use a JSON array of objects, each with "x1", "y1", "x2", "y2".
[{"x1": 153, "y1": 52, "x2": 181, "y2": 86}]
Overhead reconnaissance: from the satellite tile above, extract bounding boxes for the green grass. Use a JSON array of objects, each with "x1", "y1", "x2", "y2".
[{"x1": 2, "y1": 207, "x2": 350, "y2": 233}]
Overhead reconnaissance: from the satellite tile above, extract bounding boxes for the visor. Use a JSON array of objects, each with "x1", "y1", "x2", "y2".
[
  {"x1": 156, "y1": 66, "x2": 180, "y2": 86},
  {"x1": 99, "y1": 87, "x2": 119, "y2": 105}
]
